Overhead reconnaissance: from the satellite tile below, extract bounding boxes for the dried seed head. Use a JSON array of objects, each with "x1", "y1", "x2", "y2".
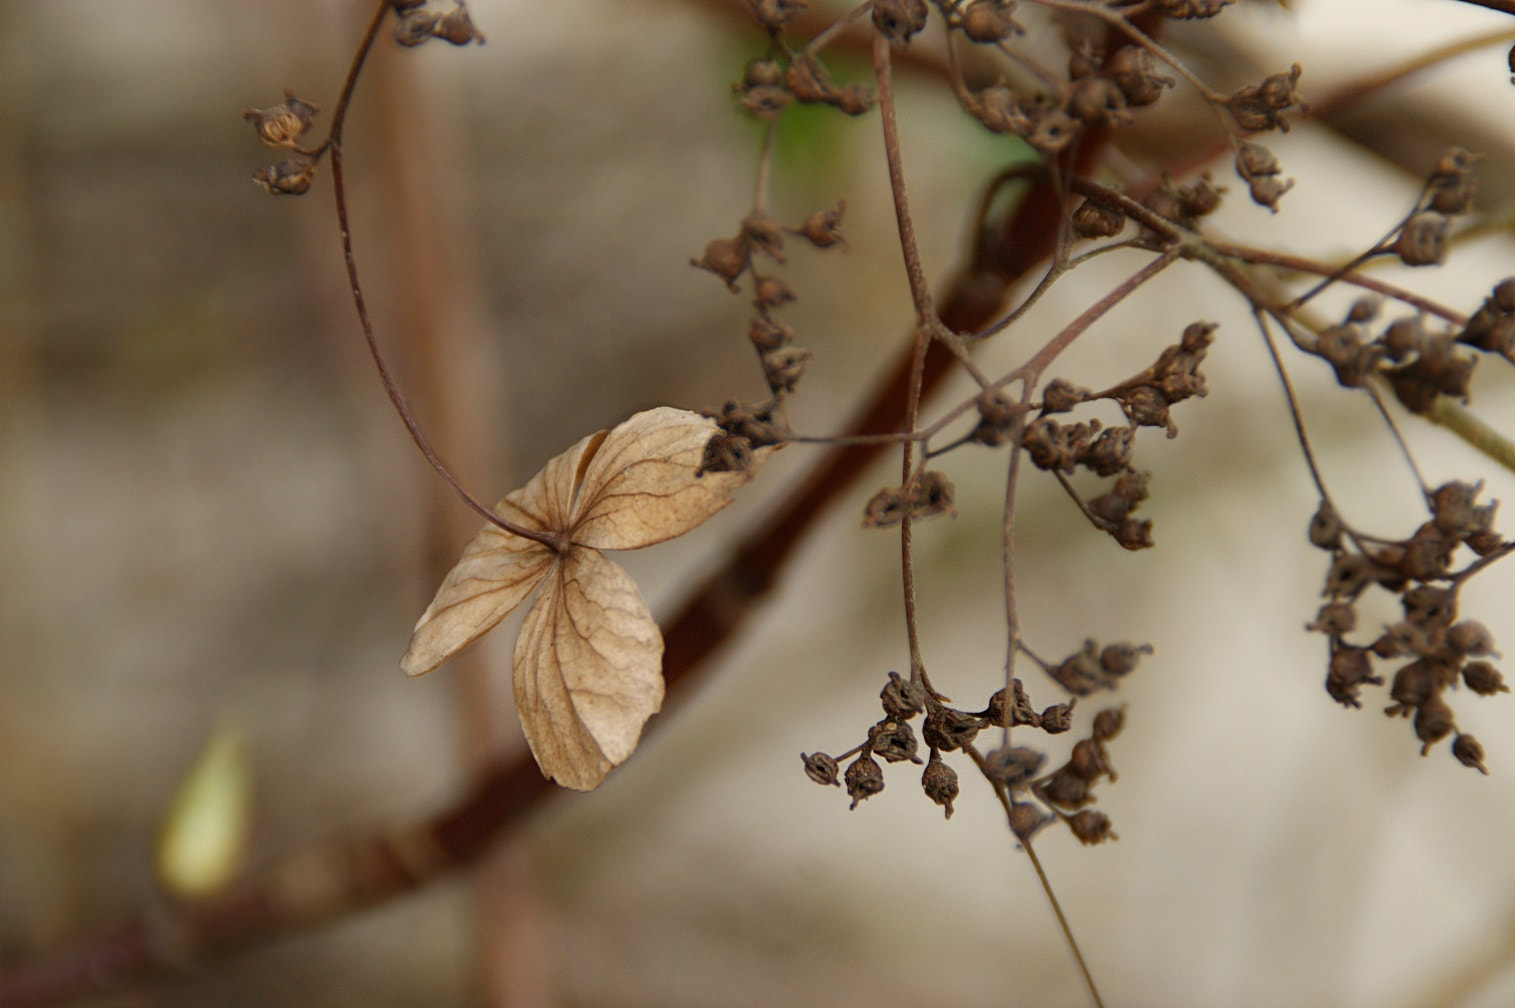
[
  {"x1": 870, "y1": 720, "x2": 924, "y2": 764},
  {"x1": 692, "y1": 236, "x2": 748, "y2": 287},
  {"x1": 1463, "y1": 660, "x2": 1508, "y2": 696},
  {"x1": 1068, "y1": 809, "x2": 1117, "y2": 845},
  {"x1": 921, "y1": 749, "x2": 959, "y2": 818},
  {"x1": 1038, "y1": 765, "x2": 1091, "y2": 809},
  {"x1": 986, "y1": 745, "x2": 1045, "y2": 789},
  {"x1": 802, "y1": 751, "x2": 841, "y2": 786},
  {"x1": 831, "y1": 83, "x2": 876, "y2": 116},
  {"x1": 1226, "y1": 64, "x2": 1306, "y2": 134},
  {"x1": 738, "y1": 83, "x2": 793, "y2": 119},
  {"x1": 742, "y1": 212, "x2": 786, "y2": 262},
  {"x1": 395, "y1": 10, "x2": 443, "y2": 46},
  {"x1": 1039, "y1": 701, "x2": 1075, "y2": 734},
  {"x1": 243, "y1": 91, "x2": 319, "y2": 149},
  {"x1": 872, "y1": 0, "x2": 929, "y2": 45},
  {"x1": 761, "y1": 346, "x2": 812, "y2": 393},
  {"x1": 959, "y1": 0, "x2": 1021, "y2": 43},
  {"x1": 1071, "y1": 197, "x2": 1126, "y2": 238},
  {"x1": 754, "y1": 274, "x2": 796, "y2": 308},
  {"x1": 1106, "y1": 46, "x2": 1173, "y2": 107},
  {"x1": 921, "y1": 707, "x2": 983, "y2": 752},
  {"x1": 1448, "y1": 621, "x2": 1497, "y2": 657},
  {"x1": 743, "y1": 58, "x2": 784, "y2": 89},
  {"x1": 253, "y1": 159, "x2": 317, "y2": 196},
  {"x1": 881, "y1": 671, "x2": 927, "y2": 720},
  {"x1": 1326, "y1": 646, "x2": 1381, "y2": 708},
  {"x1": 1307, "y1": 500, "x2": 1343, "y2": 550},
  {"x1": 1082, "y1": 426, "x2": 1134, "y2": 477},
  {"x1": 751, "y1": 0, "x2": 808, "y2": 31},
  {"x1": 792, "y1": 201, "x2": 847, "y2": 250},
  {"x1": 1155, "y1": 0, "x2": 1233, "y2": 17},
  {"x1": 1452, "y1": 733, "x2": 1488, "y2": 774},
  {"x1": 1307, "y1": 601, "x2": 1357, "y2": 636},
  {"x1": 1069, "y1": 736, "x2": 1116, "y2": 782},
  {"x1": 699, "y1": 431, "x2": 755, "y2": 476},
  {"x1": 1041, "y1": 378, "x2": 1090, "y2": 414},
  {"x1": 1395, "y1": 212, "x2": 1450, "y2": 267},
  {"x1": 433, "y1": 4, "x2": 486, "y2": 45},
  {"x1": 1425, "y1": 147, "x2": 1478, "y2": 216},
  {"x1": 784, "y1": 53, "x2": 836, "y2": 104},
  {"x1": 1091, "y1": 706, "x2": 1126, "y2": 742},
  {"x1": 844, "y1": 753, "x2": 885, "y2": 809},
  {"x1": 1008, "y1": 801, "x2": 1052, "y2": 841},
  {"x1": 969, "y1": 86, "x2": 1032, "y2": 136},
  {"x1": 748, "y1": 315, "x2": 793, "y2": 352},
  {"x1": 971, "y1": 388, "x2": 1022, "y2": 446}
]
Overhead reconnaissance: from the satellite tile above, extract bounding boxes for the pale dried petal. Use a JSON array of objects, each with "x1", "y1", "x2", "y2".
[
  {"x1": 571, "y1": 407, "x2": 754, "y2": 550},
  {"x1": 513, "y1": 548, "x2": 664, "y2": 790},
  {"x1": 400, "y1": 526, "x2": 554, "y2": 678}
]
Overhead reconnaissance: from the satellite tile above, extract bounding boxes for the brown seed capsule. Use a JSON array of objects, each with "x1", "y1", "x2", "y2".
[
  {"x1": 921, "y1": 707, "x2": 983, "y2": 752},
  {"x1": 433, "y1": 4, "x2": 486, "y2": 46},
  {"x1": 1068, "y1": 809, "x2": 1117, "y2": 845},
  {"x1": 870, "y1": 720, "x2": 923, "y2": 764},
  {"x1": 1106, "y1": 46, "x2": 1173, "y2": 107},
  {"x1": 960, "y1": 1, "x2": 1021, "y2": 43},
  {"x1": 698, "y1": 431, "x2": 754, "y2": 476},
  {"x1": 1413, "y1": 694, "x2": 1456, "y2": 754},
  {"x1": 1039, "y1": 702, "x2": 1075, "y2": 734},
  {"x1": 985, "y1": 745, "x2": 1045, "y2": 789},
  {"x1": 1038, "y1": 765, "x2": 1091, "y2": 810},
  {"x1": 1326, "y1": 646, "x2": 1381, "y2": 708},
  {"x1": 1008, "y1": 801, "x2": 1052, "y2": 841},
  {"x1": 1071, "y1": 197, "x2": 1126, "y2": 238},
  {"x1": 753, "y1": 275, "x2": 795, "y2": 308},
  {"x1": 743, "y1": 58, "x2": 784, "y2": 89},
  {"x1": 692, "y1": 236, "x2": 748, "y2": 287},
  {"x1": 1091, "y1": 706, "x2": 1126, "y2": 742},
  {"x1": 922, "y1": 749, "x2": 959, "y2": 818},
  {"x1": 1226, "y1": 64, "x2": 1305, "y2": 133},
  {"x1": 872, "y1": 0, "x2": 929, "y2": 45},
  {"x1": 1462, "y1": 660, "x2": 1508, "y2": 696},
  {"x1": 881, "y1": 670, "x2": 927, "y2": 720},
  {"x1": 971, "y1": 388, "x2": 1022, "y2": 446},
  {"x1": 252, "y1": 159, "x2": 317, "y2": 196},
  {"x1": 761, "y1": 346, "x2": 812, "y2": 393},
  {"x1": 1452, "y1": 733, "x2": 1488, "y2": 774},
  {"x1": 784, "y1": 53, "x2": 836, "y2": 104},
  {"x1": 844, "y1": 753, "x2": 885, "y2": 809},
  {"x1": 1395, "y1": 212, "x2": 1449, "y2": 267},
  {"x1": 1448, "y1": 621, "x2": 1497, "y2": 657},
  {"x1": 748, "y1": 314, "x2": 792, "y2": 352},
  {"x1": 243, "y1": 92, "x2": 319, "y2": 149},
  {"x1": 792, "y1": 201, "x2": 847, "y2": 250},
  {"x1": 801, "y1": 751, "x2": 841, "y2": 786},
  {"x1": 395, "y1": 10, "x2": 443, "y2": 46}
]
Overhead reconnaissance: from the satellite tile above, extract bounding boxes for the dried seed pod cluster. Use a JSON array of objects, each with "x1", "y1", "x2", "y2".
[
  {"x1": 1306, "y1": 484, "x2": 1510, "y2": 770},
  {"x1": 802, "y1": 670, "x2": 1130, "y2": 845}
]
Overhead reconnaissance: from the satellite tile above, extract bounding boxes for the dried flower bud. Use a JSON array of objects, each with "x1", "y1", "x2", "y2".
[
  {"x1": 395, "y1": 10, "x2": 443, "y2": 46},
  {"x1": 982, "y1": 681, "x2": 1040, "y2": 728},
  {"x1": 1448, "y1": 621, "x2": 1497, "y2": 657},
  {"x1": 1039, "y1": 702, "x2": 1075, "y2": 734},
  {"x1": 753, "y1": 275, "x2": 795, "y2": 308},
  {"x1": 243, "y1": 91, "x2": 319, "y2": 149},
  {"x1": 1326, "y1": 646, "x2": 1381, "y2": 708},
  {"x1": 1452, "y1": 733, "x2": 1488, "y2": 774},
  {"x1": 743, "y1": 58, "x2": 784, "y2": 89},
  {"x1": 1008, "y1": 801, "x2": 1052, "y2": 841},
  {"x1": 1462, "y1": 660, "x2": 1508, "y2": 696},
  {"x1": 1389, "y1": 659, "x2": 1439, "y2": 709},
  {"x1": 739, "y1": 84, "x2": 793, "y2": 119},
  {"x1": 433, "y1": 4, "x2": 486, "y2": 46},
  {"x1": 1307, "y1": 601, "x2": 1356, "y2": 636},
  {"x1": 742, "y1": 213, "x2": 785, "y2": 262},
  {"x1": 1425, "y1": 147, "x2": 1478, "y2": 216},
  {"x1": 1413, "y1": 694, "x2": 1456, "y2": 754},
  {"x1": 1106, "y1": 46, "x2": 1173, "y2": 107},
  {"x1": 1069, "y1": 737, "x2": 1116, "y2": 782},
  {"x1": 1395, "y1": 212, "x2": 1449, "y2": 267},
  {"x1": 802, "y1": 751, "x2": 841, "y2": 786},
  {"x1": 1038, "y1": 765, "x2": 1091, "y2": 809},
  {"x1": 748, "y1": 314, "x2": 793, "y2": 352},
  {"x1": 1071, "y1": 197, "x2": 1126, "y2": 238},
  {"x1": 1082, "y1": 426, "x2": 1134, "y2": 477},
  {"x1": 1067, "y1": 76, "x2": 1130, "y2": 127},
  {"x1": 872, "y1": 0, "x2": 929, "y2": 45},
  {"x1": 870, "y1": 720, "x2": 923, "y2": 764},
  {"x1": 881, "y1": 670, "x2": 927, "y2": 720},
  {"x1": 792, "y1": 201, "x2": 847, "y2": 249},
  {"x1": 986, "y1": 745, "x2": 1045, "y2": 789},
  {"x1": 1091, "y1": 706, "x2": 1125, "y2": 742},
  {"x1": 1068, "y1": 809, "x2": 1117, "y2": 845},
  {"x1": 922, "y1": 707, "x2": 983, "y2": 752},
  {"x1": 699, "y1": 431, "x2": 755, "y2": 475},
  {"x1": 960, "y1": 0, "x2": 1021, "y2": 42},
  {"x1": 761, "y1": 346, "x2": 812, "y2": 393},
  {"x1": 1307, "y1": 501, "x2": 1342, "y2": 550},
  {"x1": 921, "y1": 749, "x2": 959, "y2": 818},
  {"x1": 253, "y1": 159, "x2": 317, "y2": 196},
  {"x1": 692, "y1": 236, "x2": 748, "y2": 287},
  {"x1": 844, "y1": 753, "x2": 885, "y2": 809},
  {"x1": 971, "y1": 388, "x2": 1022, "y2": 446},
  {"x1": 969, "y1": 86, "x2": 1032, "y2": 136}
]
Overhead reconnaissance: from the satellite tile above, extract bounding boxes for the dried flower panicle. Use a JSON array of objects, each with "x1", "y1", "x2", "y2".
[{"x1": 1305, "y1": 482, "x2": 1509, "y2": 768}]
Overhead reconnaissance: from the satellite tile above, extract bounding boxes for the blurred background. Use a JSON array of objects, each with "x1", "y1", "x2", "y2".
[{"x1": 4, "y1": 1, "x2": 1515, "y2": 1006}]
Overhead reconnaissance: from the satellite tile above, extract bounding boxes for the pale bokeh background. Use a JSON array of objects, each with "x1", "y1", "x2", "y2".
[{"x1": 3, "y1": 1, "x2": 1515, "y2": 1006}]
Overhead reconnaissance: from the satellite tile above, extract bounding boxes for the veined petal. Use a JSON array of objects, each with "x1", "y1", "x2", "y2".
[
  {"x1": 400, "y1": 525, "x2": 555, "y2": 678},
  {"x1": 571, "y1": 407, "x2": 753, "y2": 550},
  {"x1": 513, "y1": 547, "x2": 664, "y2": 791}
]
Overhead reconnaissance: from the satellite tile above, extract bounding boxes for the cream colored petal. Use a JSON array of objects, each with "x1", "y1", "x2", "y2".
[
  {"x1": 570, "y1": 407, "x2": 755, "y2": 551},
  {"x1": 513, "y1": 548, "x2": 664, "y2": 791},
  {"x1": 400, "y1": 428, "x2": 613, "y2": 678},
  {"x1": 400, "y1": 524, "x2": 554, "y2": 678}
]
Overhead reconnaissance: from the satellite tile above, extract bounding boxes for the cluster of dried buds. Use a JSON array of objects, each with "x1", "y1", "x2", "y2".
[
  {"x1": 802, "y1": 670, "x2": 1129, "y2": 845},
  {"x1": 1306, "y1": 276, "x2": 1515, "y2": 416},
  {"x1": 733, "y1": 52, "x2": 875, "y2": 119},
  {"x1": 1307, "y1": 483, "x2": 1509, "y2": 771},
  {"x1": 244, "y1": 2, "x2": 482, "y2": 196},
  {"x1": 692, "y1": 203, "x2": 847, "y2": 457},
  {"x1": 1011, "y1": 322, "x2": 1214, "y2": 549},
  {"x1": 964, "y1": 42, "x2": 1174, "y2": 156}
]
